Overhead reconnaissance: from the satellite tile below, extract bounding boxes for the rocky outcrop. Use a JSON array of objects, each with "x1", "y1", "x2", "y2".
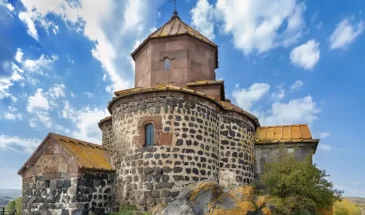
[{"x1": 150, "y1": 180, "x2": 270, "y2": 215}]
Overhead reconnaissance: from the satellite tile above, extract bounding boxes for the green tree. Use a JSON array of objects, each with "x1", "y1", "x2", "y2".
[
  {"x1": 258, "y1": 148, "x2": 342, "y2": 215},
  {"x1": 5, "y1": 200, "x2": 15, "y2": 211},
  {"x1": 5, "y1": 197, "x2": 21, "y2": 215}
]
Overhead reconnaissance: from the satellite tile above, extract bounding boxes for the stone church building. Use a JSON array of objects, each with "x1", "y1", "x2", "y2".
[{"x1": 18, "y1": 12, "x2": 320, "y2": 215}]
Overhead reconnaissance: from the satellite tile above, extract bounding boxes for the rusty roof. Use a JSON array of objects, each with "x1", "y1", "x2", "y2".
[
  {"x1": 18, "y1": 133, "x2": 113, "y2": 175},
  {"x1": 52, "y1": 133, "x2": 113, "y2": 171},
  {"x1": 111, "y1": 84, "x2": 259, "y2": 127},
  {"x1": 131, "y1": 13, "x2": 218, "y2": 68},
  {"x1": 186, "y1": 80, "x2": 224, "y2": 86},
  {"x1": 255, "y1": 124, "x2": 319, "y2": 144}
]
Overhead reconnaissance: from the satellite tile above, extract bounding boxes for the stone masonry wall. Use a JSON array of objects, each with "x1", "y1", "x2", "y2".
[
  {"x1": 109, "y1": 91, "x2": 256, "y2": 209},
  {"x1": 100, "y1": 118, "x2": 113, "y2": 151},
  {"x1": 254, "y1": 143, "x2": 317, "y2": 180},
  {"x1": 76, "y1": 172, "x2": 114, "y2": 214},
  {"x1": 22, "y1": 175, "x2": 77, "y2": 215},
  {"x1": 219, "y1": 112, "x2": 256, "y2": 187},
  {"x1": 22, "y1": 172, "x2": 114, "y2": 215}
]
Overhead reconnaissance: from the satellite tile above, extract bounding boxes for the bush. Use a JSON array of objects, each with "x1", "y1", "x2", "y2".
[
  {"x1": 334, "y1": 199, "x2": 362, "y2": 215},
  {"x1": 5, "y1": 197, "x2": 21, "y2": 215},
  {"x1": 258, "y1": 147, "x2": 342, "y2": 215}
]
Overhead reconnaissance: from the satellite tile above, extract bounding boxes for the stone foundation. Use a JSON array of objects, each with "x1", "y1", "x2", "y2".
[{"x1": 22, "y1": 172, "x2": 114, "y2": 215}]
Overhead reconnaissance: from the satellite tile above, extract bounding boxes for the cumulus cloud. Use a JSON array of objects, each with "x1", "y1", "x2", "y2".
[
  {"x1": 0, "y1": 62, "x2": 24, "y2": 100},
  {"x1": 190, "y1": 0, "x2": 215, "y2": 40},
  {"x1": 27, "y1": 88, "x2": 49, "y2": 112},
  {"x1": 18, "y1": 0, "x2": 164, "y2": 93},
  {"x1": 23, "y1": 54, "x2": 57, "y2": 74},
  {"x1": 290, "y1": 39, "x2": 320, "y2": 70},
  {"x1": 0, "y1": 135, "x2": 41, "y2": 154},
  {"x1": 19, "y1": 12, "x2": 39, "y2": 40},
  {"x1": 232, "y1": 83, "x2": 270, "y2": 111},
  {"x1": 290, "y1": 80, "x2": 304, "y2": 90},
  {"x1": 330, "y1": 19, "x2": 364, "y2": 50},
  {"x1": 15, "y1": 48, "x2": 24, "y2": 63},
  {"x1": 2, "y1": 106, "x2": 22, "y2": 120},
  {"x1": 48, "y1": 84, "x2": 65, "y2": 98},
  {"x1": 215, "y1": 0, "x2": 305, "y2": 55},
  {"x1": 271, "y1": 88, "x2": 285, "y2": 101},
  {"x1": 25, "y1": 84, "x2": 66, "y2": 128},
  {"x1": 257, "y1": 96, "x2": 321, "y2": 126},
  {"x1": 62, "y1": 101, "x2": 109, "y2": 143}
]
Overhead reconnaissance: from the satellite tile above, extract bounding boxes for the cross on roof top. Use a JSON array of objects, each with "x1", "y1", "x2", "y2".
[{"x1": 168, "y1": 0, "x2": 178, "y2": 17}]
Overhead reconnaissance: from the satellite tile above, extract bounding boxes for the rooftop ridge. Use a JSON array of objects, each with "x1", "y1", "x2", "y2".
[{"x1": 50, "y1": 133, "x2": 105, "y2": 150}]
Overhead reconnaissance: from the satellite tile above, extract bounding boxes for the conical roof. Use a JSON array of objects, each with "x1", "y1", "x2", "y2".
[{"x1": 131, "y1": 13, "x2": 217, "y2": 58}]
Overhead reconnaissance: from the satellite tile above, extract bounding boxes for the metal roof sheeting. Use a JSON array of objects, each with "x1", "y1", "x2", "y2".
[{"x1": 255, "y1": 124, "x2": 319, "y2": 144}]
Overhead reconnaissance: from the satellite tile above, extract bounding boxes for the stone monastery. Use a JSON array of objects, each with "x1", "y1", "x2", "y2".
[{"x1": 18, "y1": 11, "x2": 320, "y2": 215}]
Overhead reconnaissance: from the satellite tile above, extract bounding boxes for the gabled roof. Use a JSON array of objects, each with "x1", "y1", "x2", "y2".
[
  {"x1": 18, "y1": 133, "x2": 113, "y2": 175},
  {"x1": 255, "y1": 124, "x2": 319, "y2": 144},
  {"x1": 131, "y1": 13, "x2": 218, "y2": 68}
]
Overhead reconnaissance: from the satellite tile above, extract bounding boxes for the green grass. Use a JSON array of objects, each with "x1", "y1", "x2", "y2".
[{"x1": 109, "y1": 206, "x2": 151, "y2": 215}]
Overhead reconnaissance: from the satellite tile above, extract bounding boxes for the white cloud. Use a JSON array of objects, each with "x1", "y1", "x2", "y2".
[
  {"x1": 0, "y1": 78, "x2": 13, "y2": 99},
  {"x1": 319, "y1": 132, "x2": 331, "y2": 139},
  {"x1": 257, "y1": 96, "x2": 321, "y2": 126},
  {"x1": 23, "y1": 54, "x2": 57, "y2": 73},
  {"x1": 18, "y1": 0, "x2": 163, "y2": 93},
  {"x1": 290, "y1": 39, "x2": 320, "y2": 70},
  {"x1": 62, "y1": 101, "x2": 109, "y2": 143},
  {"x1": 215, "y1": 0, "x2": 305, "y2": 55},
  {"x1": 318, "y1": 144, "x2": 331, "y2": 151},
  {"x1": 232, "y1": 83, "x2": 270, "y2": 111},
  {"x1": 190, "y1": 0, "x2": 215, "y2": 40},
  {"x1": 271, "y1": 88, "x2": 285, "y2": 101},
  {"x1": 0, "y1": 62, "x2": 24, "y2": 100},
  {"x1": 3, "y1": 106, "x2": 22, "y2": 120},
  {"x1": 4, "y1": 113, "x2": 22, "y2": 120},
  {"x1": 330, "y1": 19, "x2": 364, "y2": 50},
  {"x1": 30, "y1": 111, "x2": 51, "y2": 128},
  {"x1": 8, "y1": 106, "x2": 17, "y2": 112},
  {"x1": 0, "y1": 135, "x2": 41, "y2": 154},
  {"x1": 6, "y1": 3, "x2": 14, "y2": 11},
  {"x1": 15, "y1": 48, "x2": 24, "y2": 63},
  {"x1": 19, "y1": 12, "x2": 39, "y2": 40},
  {"x1": 290, "y1": 80, "x2": 304, "y2": 90},
  {"x1": 27, "y1": 88, "x2": 49, "y2": 112},
  {"x1": 48, "y1": 84, "x2": 65, "y2": 98},
  {"x1": 84, "y1": 92, "x2": 95, "y2": 98}
]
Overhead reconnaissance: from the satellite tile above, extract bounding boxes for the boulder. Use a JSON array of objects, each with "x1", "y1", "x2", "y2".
[{"x1": 151, "y1": 180, "x2": 271, "y2": 215}]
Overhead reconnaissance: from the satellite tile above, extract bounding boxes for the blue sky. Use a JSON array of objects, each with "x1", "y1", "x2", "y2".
[{"x1": 0, "y1": 0, "x2": 364, "y2": 197}]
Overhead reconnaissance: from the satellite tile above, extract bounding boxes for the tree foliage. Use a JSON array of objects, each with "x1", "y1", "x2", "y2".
[
  {"x1": 259, "y1": 148, "x2": 342, "y2": 215},
  {"x1": 5, "y1": 197, "x2": 21, "y2": 215},
  {"x1": 334, "y1": 199, "x2": 362, "y2": 215}
]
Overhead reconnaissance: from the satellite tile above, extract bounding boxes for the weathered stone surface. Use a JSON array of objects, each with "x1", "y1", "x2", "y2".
[{"x1": 151, "y1": 180, "x2": 270, "y2": 215}]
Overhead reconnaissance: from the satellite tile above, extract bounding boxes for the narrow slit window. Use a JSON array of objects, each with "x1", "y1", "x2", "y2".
[
  {"x1": 164, "y1": 58, "x2": 170, "y2": 70},
  {"x1": 145, "y1": 123, "x2": 154, "y2": 146}
]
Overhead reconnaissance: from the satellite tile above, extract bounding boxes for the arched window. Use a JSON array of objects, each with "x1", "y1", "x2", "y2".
[
  {"x1": 163, "y1": 58, "x2": 170, "y2": 70},
  {"x1": 145, "y1": 123, "x2": 154, "y2": 146}
]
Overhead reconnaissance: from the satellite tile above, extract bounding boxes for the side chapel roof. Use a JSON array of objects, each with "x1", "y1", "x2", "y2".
[
  {"x1": 18, "y1": 133, "x2": 113, "y2": 175},
  {"x1": 255, "y1": 124, "x2": 319, "y2": 144}
]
